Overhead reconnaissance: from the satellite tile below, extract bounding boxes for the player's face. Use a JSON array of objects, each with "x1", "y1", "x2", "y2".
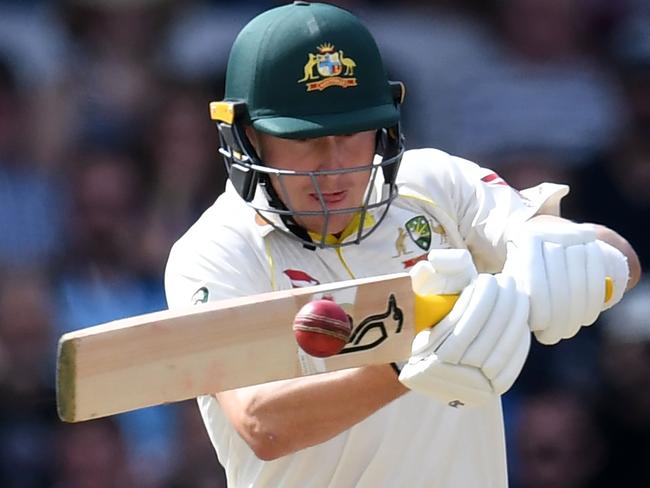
[{"x1": 251, "y1": 130, "x2": 377, "y2": 235}]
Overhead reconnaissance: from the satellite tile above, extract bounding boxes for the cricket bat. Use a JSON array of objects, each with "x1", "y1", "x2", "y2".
[{"x1": 57, "y1": 272, "x2": 458, "y2": 423}]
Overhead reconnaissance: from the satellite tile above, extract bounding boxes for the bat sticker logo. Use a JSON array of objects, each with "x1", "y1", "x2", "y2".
[{"x1": 339, "y1": 294, "x2": 404, "y2": 354}]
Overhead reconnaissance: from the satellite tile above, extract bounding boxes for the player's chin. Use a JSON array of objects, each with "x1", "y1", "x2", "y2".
[{"x1": 299, "y1": 213, "x2": 354, "y2": 237}]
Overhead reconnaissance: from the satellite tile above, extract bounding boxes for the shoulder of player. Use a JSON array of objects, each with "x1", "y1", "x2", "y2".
[
  {"x1": 397, "y1": 148, "x2": 485, "y2": 193},
  {"x1": 166, "y1": 190, "x2": 264, "y2": 273},
  {"x1": 398, "y1": 148, "x2": 487, "y2": 178}
]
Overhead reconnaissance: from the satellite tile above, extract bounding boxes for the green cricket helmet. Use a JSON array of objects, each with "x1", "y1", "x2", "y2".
[{"x1": 210, "y1": 1, "x2": 405, "y2": 249}]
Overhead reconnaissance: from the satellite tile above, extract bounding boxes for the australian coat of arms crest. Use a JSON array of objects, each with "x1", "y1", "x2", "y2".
[{"x1": 298, "y1": 43, "x2": 358, "y2": 92}]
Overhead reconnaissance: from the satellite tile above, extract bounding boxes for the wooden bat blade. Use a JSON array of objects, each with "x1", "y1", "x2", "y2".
[{"x1": 56, "y1": 272, "x2": 454, "y2": 423}]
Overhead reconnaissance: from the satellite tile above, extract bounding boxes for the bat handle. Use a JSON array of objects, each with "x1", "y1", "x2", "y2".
[
  {"x1": 604, "y1": 276, "x2": 614, "y2": 303},
  {"x1": 414, "y1": 276, "x2": 614, "y2": 335},
  {"x1": 413, "y1": 293, "x2": 459, "y2": 334}
]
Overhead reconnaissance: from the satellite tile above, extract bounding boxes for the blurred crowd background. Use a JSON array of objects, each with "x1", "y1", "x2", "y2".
[{"x1": 0, "y1": 0, "x2": 648, "y2": 487}]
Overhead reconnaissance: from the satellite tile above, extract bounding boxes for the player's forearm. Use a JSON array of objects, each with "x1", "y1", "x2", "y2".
[{"x1": 216, "y1": 364, "x2": 408, "y2": 461}]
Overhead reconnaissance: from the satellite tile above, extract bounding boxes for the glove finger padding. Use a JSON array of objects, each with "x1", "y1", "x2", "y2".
[
  {"x1": 504, "y1": 235, "x2": 551, "y2": 332},
  {"x1": 564, "y1": 245, "x2": 588, "y2": 339},
  {"x1": 461, "y1": 274, "x2": 516, "y2": 369},
  {"x1": 398, "y1": 353, "x2": 495, "y2": 406},
  {"x1": 584, "y1": 241, "x2": 607, "y2": 325},
  {"x1": 543, "y1": 241, "x2": 571, "y2": 341},
  {"x1": 533, "y1": 239, "x2": 606, "y2": 344},
  {"x1": 481, "y1": 289, "x2": 529, "y2": 380},
  {"x1": 491, "y1": 327, "x2": 530, "y2": 395},
  {"x1": 435, "y1": 274, "x2": 499, "y2": 364}
]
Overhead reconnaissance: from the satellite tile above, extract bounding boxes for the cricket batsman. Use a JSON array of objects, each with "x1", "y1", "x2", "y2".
[{"x1": 164, "y1": 2, "x2": 640, "y2": 486}]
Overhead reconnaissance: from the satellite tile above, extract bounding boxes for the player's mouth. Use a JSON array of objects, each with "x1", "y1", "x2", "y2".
[{"x1": 310, "y1": 190, "x2": 348, "y2": 206}]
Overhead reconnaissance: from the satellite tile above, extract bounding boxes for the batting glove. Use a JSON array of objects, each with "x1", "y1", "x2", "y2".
[
  {"x1": 503, "y1": 221, "x2": 629, "y2": 345},
  {"x1": 399, "y1": 249, "x2": 531, "y2": 406}
]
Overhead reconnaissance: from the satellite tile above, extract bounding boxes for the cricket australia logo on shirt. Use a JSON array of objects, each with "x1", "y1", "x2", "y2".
[
  {"x1": 298, "y1": 43, "x2": 358, "y2": 92},
  {"x1": 405, "y1": 216, "x2": 432, "y2": 251},
  {"x1": 399, "y1": 216, "x2": 449, "y2": 269}
]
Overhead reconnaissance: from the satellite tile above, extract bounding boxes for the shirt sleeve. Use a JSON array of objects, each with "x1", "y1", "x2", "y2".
[
  {"x1": 397, "y1": 149, "x2": 569, "y2": 272},
  {"x1": 164, "y1": 225, "x2": 273, "y2": 310},
  {"x1": 449, "y1": 155, "x2": 569, "y2": 272}
]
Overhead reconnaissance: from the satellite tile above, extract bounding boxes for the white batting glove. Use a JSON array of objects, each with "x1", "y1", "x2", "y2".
[
  {"x1": 409, "y1": 248, "x2": 477, "y2": 296},
  {"x1": 399, "y1": 250, "x2": 531, "y2": 406},
  {"x1": 503, "y1": 221, "x2": 629, "y2": 345}
]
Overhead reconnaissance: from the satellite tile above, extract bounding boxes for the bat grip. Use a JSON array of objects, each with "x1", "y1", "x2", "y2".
[
  {"x1": 604, "y1": 276, "x2": 613, "y2": 303},
  {"x1": 413, "y1": 293, "x2": 459, "y2": 334},
  {"x1": 414, "y1": 276, "x2": 614, "y2": 335}
]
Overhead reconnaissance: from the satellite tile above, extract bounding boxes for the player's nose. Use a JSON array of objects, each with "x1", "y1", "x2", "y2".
[{"x1": 315, "y1": 136, "x2": 346, "y2": 171}]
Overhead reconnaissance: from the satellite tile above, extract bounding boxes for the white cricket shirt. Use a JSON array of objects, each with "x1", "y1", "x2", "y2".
[{"x1": 165, "y1": 148, "x2": 568, "y2": 487}]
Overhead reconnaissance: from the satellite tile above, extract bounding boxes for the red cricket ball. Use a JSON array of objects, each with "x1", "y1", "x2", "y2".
[{"x1": 293, "y1": 297, "x2": 352, "y2": 357}]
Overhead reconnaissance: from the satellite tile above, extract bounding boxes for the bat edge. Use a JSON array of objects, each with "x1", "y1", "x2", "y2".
[{"x1": 56, "y1": 336, "x2": 78, "y2": 422}]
